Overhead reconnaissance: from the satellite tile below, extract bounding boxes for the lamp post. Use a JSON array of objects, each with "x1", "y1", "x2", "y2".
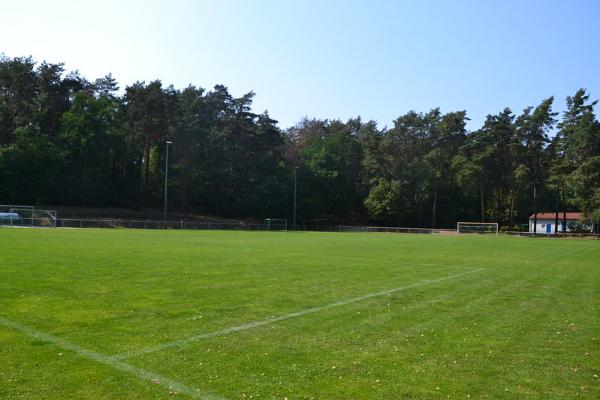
[{"x1": 164, "y1": 140, "x2": 173, "y2": 223}]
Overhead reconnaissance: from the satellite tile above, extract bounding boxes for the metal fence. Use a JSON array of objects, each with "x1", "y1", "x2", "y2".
[
  {"x1": 502, "y1": 230, "x2": 599, "y2": 239},
  {"x1": 2, "y1": 217, "x2": 598, "y2": 238},
  {"x1": 55, "y1": 219, "x2": 287, "y2": 231},
  {"x1": 47, "y1": 220, "x2": 458, "y2": 234},
  {"x1": 2, "y1": 218, "x2": 458, "y2": 235},
  {"x1": 337, "y1": 225, "x2": 457, "y2": 234}
]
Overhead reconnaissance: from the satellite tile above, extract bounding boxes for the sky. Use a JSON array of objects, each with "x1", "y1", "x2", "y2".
[{"x1": 2, "y1": 0, "x2": 600, "y2": 130}]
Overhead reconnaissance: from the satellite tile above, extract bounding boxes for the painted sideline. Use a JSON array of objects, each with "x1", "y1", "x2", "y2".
[
  {"x1": 113, "y1": 267, "x2": 483, "y2": 360},
  {"x1": 0, "y1": 316, "x2": 223, "y2": 400}
]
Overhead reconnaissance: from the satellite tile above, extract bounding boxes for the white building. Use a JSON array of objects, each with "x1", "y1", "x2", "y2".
[{"x1": 528, "y1": 212, "x2": 585, "y2": 233}]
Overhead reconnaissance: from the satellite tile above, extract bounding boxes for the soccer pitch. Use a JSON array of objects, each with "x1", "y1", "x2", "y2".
[{"x1": 1, "y1": 229, "x2": 599, "y2": 399}]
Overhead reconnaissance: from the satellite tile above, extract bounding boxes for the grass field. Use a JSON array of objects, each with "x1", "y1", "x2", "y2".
[{"x1": 0, "y1": 228, "x2": 599, "y2": 399}]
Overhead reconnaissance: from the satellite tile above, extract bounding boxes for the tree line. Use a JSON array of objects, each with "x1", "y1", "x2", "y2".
[{"x1": 1, "y1": 55, "x2": 599, "y2": 230}]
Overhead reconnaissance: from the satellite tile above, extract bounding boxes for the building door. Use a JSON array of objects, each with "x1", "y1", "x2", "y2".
[{"x1": 546, "y1": 224, "x2": 552, "y2": 233}]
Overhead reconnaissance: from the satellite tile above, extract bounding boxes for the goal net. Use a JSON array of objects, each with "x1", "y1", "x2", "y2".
[
  {"x1": 456, "y1": 222, "x2": 498, "y2": 236},
  {"x1": 265, "y1": 218, "x2": 288, "y2": 231},
  {"x1": 0, "y1": 205, "x2": 57, "y2": 228}
]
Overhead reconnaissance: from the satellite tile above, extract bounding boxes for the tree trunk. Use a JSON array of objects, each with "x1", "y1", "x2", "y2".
[
  {"x1": 533, "y1": 185, "x2": 538, "y2": 234},
  {"x1": 142, "y1": 140, "x2": 151, "y2": 207},
  {"x1": 144, "y1": 141, "x2": 151, "y2": 186},
  {"x1": 494, "y1": 187, "x2": 503, "y2": 225},
  {"x1": 480, "y1": 181, "x2": 485, "y2": 223},
  {"x1": 417, "y1": 193, "x2": 423, "y2": 228},
  {"x1": 562, "y1": 188, "x2": 567, "y2": 235},
  {"x1": 554, "y1": 199, "x2": 559, "y2": 235},
  {"x1": 180, "y1": 172, "x2": 188, "y2": 211},
  {"x1": 431, "y1": 187, "x2": 437, "y2": 229},
  {"x1": 508, "y1": 187, "x2": 515, "y2": 231}
]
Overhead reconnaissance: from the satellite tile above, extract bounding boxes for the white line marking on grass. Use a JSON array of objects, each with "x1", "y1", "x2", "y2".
[
  {"x1": 113, "y1": 267, "x2": 483, "y2": 360},
  {"x1": 0, "y1": 317, "x2": 223, "y2": 400},
  {"x1": 420, "y1": 264, "x2": 480, "y2": 270}
]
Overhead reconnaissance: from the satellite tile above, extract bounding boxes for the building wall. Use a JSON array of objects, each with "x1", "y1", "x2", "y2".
[{"x1": 528, "y1": 218, "x2": 568, "y2": 233}]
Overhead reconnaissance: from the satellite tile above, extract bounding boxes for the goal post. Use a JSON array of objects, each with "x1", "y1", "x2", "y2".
[
  {"x1": 265, "y1": 218, "x2": 288, "y2": 231},
  {"x1": 456, "y1": 222, "x2": 499, "y2": 236},
  {"x1": 0, "y1": 205, "x2": 57, "y2": 228}
]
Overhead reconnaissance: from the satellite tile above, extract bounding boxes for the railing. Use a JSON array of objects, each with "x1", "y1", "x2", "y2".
[
  {"x1": 502, "y1": 230, "x2": 598, "y2": 239},
  {"x1": 55, "y1": 219, "x2": 285, "y2": 231},
  {"x1": 1, "y1": 218, "x2": 457, "y2": 235},
  {"x1": 337, "y1": 225, "x2": 456, "y2": 234},
  {"x1": 2, "y1": 217, "x2": 598, "y2": 238},
  {"x1": 0, "y1": 216, "x2": 56, "y2": 228}
]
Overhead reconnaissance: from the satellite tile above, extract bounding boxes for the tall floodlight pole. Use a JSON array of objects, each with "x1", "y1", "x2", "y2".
[
  {"x1": 164, "y1": 140, "x2": 173, "y2": 223},
  {"x1": 293, "y1": 165, "x2": 298, "y2": 230}
]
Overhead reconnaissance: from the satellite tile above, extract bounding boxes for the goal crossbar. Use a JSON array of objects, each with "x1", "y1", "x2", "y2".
[
  {"x1": 0, "y1": 205, "x2": 57, "y2": 228},
  {"x1": 265, "y1": 218, "x2": 288, "y2": 231},
  {"x1": 456, "y1": 222, "x2": 499, "y2": 236}
]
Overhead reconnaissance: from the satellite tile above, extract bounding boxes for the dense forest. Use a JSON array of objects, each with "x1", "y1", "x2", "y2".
[{"x1": 1, "y1": 55, "x2": 599, "y2": 230}]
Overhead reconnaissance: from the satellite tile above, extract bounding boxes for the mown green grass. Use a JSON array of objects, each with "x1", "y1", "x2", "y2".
[{"x1": 0, "y1": 228, "x2": 598, "y2": 399}]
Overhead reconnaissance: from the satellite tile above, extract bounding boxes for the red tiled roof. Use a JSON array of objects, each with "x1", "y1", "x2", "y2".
[{"x1": 528, "y1": 212, "x2": 583, "y2": 220}]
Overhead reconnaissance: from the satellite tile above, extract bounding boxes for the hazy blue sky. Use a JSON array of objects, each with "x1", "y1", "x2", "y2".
[{"x1": 2, "y1": 0, "x2": 599, "y2": 129}]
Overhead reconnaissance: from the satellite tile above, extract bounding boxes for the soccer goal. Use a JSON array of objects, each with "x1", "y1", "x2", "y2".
[
  {"x1": 0, "y1": 205, "x2": 57, "y2": 228},
  {"x1": 265, "y1": 218, "x2": 288, "y2": 231},
  {"x1": 456, "y1": 222, "x2": 499, "y2": 236}
]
